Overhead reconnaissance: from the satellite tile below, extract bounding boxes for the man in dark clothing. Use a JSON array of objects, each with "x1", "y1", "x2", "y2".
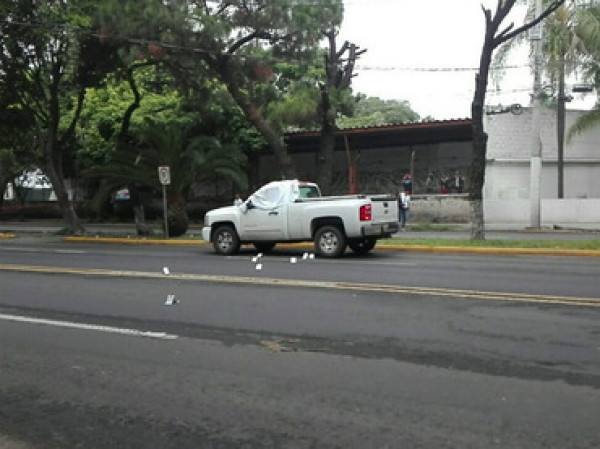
[
  {"x1": 401, "y1": 173, "x2": 413, "y2": 195},
  {"x1": 452, "y1": 170, "x2": 465, "y2": 193}
]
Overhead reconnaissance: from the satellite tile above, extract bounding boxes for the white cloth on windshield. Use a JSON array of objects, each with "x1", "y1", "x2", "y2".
[{"x1": 248, "y1": 180, "x2": 301, "y2": 210}]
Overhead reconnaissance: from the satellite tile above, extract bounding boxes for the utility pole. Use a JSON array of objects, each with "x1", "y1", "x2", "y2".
[{"x1": 529, "y1": 0, "x2": 544, "y2": 228}]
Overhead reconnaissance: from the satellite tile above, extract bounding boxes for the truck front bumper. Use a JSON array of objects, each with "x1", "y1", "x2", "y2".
[
  {"x1": 361, "y1": 221, "x2": 400, "y2": 237},
  {"x1": 201, "y1": 227, "x2": 212, "y2": 243}
]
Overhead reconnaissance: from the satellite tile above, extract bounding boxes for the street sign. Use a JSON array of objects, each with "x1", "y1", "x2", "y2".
[{"x1": 158, "y1": 166, "x2": 171, "y2": 185}]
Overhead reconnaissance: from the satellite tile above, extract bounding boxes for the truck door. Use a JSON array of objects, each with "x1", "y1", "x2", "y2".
[{"x1": 240, "y1": 205, "x2": 287, "y2": 240}]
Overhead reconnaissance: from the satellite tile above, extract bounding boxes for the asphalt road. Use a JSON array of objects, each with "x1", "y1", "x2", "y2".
[{"x1": 1, "y1": 239, "x2": 599, "y2": 448}]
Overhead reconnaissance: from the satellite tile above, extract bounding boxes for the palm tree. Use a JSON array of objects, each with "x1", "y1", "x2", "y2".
[
  {"x1": 83, "y1": 119, "x2": 247, "y2": 237},
  {"x1": 542, "y1": 2, "x2": 599, "y2": 197},
  {"x1": 566, "y1": 4, "x2": 600, "y2": 139},
  {"x1": 495, "y1": 1, "x2": 599, "y2": 198}
]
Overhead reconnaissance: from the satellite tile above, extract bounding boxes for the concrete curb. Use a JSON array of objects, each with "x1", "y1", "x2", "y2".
[
  {"x1": 61, "y1": 236, "x2": 600, "y2": 258},
  {"x1": 63, "y1": 236, "x2": 204, "y2": 246}
]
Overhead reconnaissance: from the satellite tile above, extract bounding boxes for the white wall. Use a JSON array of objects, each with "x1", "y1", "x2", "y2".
[
  {"x1": 485, "y1": 199, "x2": 600, "y2": 228},
  {"x1": 485, "y1": 107, "x2": 600, "y2": 199},
  {"x1": 484, "y1": 107, "x2": 600, "y2": 227}
]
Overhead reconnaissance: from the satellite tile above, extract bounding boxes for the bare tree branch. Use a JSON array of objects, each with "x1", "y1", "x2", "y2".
[{"x1": 494, "y1": 0, "x2": 565, "y2": 47}]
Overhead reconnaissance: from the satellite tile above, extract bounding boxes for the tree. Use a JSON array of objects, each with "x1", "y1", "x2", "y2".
[
  {"x1": 495, "y1": 1, "x2": 599, "y2": 199},
  {"x1": 543, "y1": 3, "x2": 600, "y2": 198},
  {"x1": 0, "y1": 0, "x2": 119, "y2": 233},
  {"x1": 565, "y1": 4, "x2": 600, "y2": 140},
  {"x1": 97, "y1": 0, "x2": 344, "y2": 180},
  {"x1": 470, "y1": 0, "x2": 564, "y2": 240},
  {"x1": 337, "y1": 96, "x2": 421, "y2": 128},
  {"x1": 82, "y1": 119, "x2": 247, "y2": 237},
  {"x1": 316, "y1": 33, "x2": 366, "y2": 195}
]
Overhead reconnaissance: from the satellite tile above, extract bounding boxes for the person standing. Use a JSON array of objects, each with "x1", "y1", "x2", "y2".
[
  {"x1": 401, "y1": 173, "x2": 413, "y2": 195},
  {"x1": 452, "y1": 170, "x2": 465, "y2": 193},
  {"x1": 439, "y1": 173, "x2": 451, "y2": 194},
  {"x1": 233, "y1": 194, "x2": 244, "y2": 206},
  {"x1": 398, "y1": 188, "x2": 411, "y2": 231}
]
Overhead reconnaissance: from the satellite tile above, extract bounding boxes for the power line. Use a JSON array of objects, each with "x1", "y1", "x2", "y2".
[{"x1": 2, "y1": 19, "x2": 529, "y2": 74}]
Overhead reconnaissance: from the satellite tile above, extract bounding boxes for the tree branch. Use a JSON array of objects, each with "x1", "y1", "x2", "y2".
[
  {"x1": 494, "y1": 0, "x2": 565, "y2": 47},
  {"x1": 227, "y1": 30, "x2": 274, "y2": 54}
]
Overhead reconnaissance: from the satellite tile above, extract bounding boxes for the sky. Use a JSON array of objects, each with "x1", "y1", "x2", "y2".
[{"x1": 338, "y1": 0, "x2": 597, "y2": 120}]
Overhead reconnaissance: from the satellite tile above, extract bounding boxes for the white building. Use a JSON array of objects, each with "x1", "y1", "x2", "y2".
[{"x1": 484, "y1": 107, "x2": 600, "y2": 228}]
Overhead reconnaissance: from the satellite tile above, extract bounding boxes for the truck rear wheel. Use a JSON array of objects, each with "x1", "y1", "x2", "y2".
[
  {"x1": 212, "y1": 225, "x2": 240, "y2": 255},
  {"x1": 314, "y1": 225, "x2": 346, "y2": 258},
  {"x1": 348, "y1": 238, "x2": 376, "y2": 255}
]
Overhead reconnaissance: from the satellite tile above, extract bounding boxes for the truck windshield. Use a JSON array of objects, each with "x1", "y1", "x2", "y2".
[{"x1": 299, "y1": 185, "x2": 321, "y2": 198}]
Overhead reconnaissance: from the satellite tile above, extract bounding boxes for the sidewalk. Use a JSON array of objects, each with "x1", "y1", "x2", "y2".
[
  {"x1": 1, "y1": 219, "x2": 600, "y2": 241},
  {"x1": 2, "y1": 219, "x2": 600, "y2": 259}
]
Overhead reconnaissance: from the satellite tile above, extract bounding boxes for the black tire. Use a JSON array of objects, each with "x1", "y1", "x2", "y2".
[
  {"x1": 314, "y1": 225, "x2": 347, "y2": 258},
  {"x1": 348, "y1": 238, "x2": 376, "y2": 255},
  {"x1": 212, "y1": 225, "x2": 240, "y2": 255},
  {"x1": 253, "y1": 242, "x2": 276, "y2": 253}
]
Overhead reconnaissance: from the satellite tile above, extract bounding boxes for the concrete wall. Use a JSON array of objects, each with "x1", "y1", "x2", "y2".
[
  {"x1": 485, "y1": 107, "x2": 600, "y2": 200},
  {"x1": 485, "y1": 198, "x2": 600, "y2": 228},
  {"x1": 410, "y1": 194, "x2": 470, "y2": 223},
  {"x1": 482, "y1": 107, "x2": 600, "y2": 228},
  {"x1": 258, "y1": 141, "x2": 473, "y2": 196},
  {"x1": 408, "y1": 195, "x2": 600, "y2": 229}
]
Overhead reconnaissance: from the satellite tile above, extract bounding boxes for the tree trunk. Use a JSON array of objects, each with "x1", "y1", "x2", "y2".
[
  {"x1": 133, "y1": 204, "x2": 150, "y2": 237},
  {"x1": 470, "y1": 199, "x2": 485, "y2": 238},
  {"x1": 216, "y1": 59, "x2": 296, "y2": 180},
  {"x1": 468, "y1": 0, "x2": 564, "y2": 239},
  {"x1": 469, "y1": 62, "x2": 492, "y2": 241},
  {"x1": 44, "y1": 158, "x2": 84, "y2": 235},
  {"x1": 0, "y1": 173, "x2": 10, "y2": 214},
  {"x1": 317, "y1": 84, "x2": 335, "y2": 195},
  {"x1": 117, "y1": 62, "x2": 155, "y2": 235},
  {"x1": 167, "y1": 194, "x2": 189, "y2": 237}
]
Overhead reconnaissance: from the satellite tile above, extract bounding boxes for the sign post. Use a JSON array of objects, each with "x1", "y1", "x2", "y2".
[{"x1": 158, "y1": 166, "x2": 171, "y2": 239}]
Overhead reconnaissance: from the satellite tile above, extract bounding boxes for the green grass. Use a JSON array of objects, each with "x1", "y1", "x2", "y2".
[
  {"x1": 378, "y1": 238, "x2": 600, "y2": 251},
  {"x1": 406, "y1": 223, "x2": 466, "y2": 232}
]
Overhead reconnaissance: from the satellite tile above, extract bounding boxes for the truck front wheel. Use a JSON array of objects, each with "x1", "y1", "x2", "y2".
[
  {"x1": 212, "y1": 225, "x2": 240, "y2": 255},
  {"x1": 348, "y1": 238, "x2": 376, "y2": 255},
  {"x1": 315, "y1": 226, "x2": 346, "y2": 258}
]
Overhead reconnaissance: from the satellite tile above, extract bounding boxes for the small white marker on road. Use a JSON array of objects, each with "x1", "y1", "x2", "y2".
[
  {"x1": 256, "y1": 263, "x2": 263, "y2": 270},
  {"x1": 290, "y1": 257, "x2": 297, "y2": 264},
  {"x1": 164, "y1": 294, "x2": 179, "y2": 306}
]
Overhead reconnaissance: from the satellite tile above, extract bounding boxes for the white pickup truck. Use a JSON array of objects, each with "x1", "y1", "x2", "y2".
[{"x1": 202, "y1": 180, "x2": 399, "y2": 258}]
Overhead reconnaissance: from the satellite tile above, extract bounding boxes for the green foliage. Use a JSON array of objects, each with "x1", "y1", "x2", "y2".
[
  {"x1": 81, "y1": 118, "x2": 248, "y2": 218},
  {"x1": 338, "y1": 96, "x2": 421, "y2": 128},
  {"x1": 75, "y1": 66, "x2": 189, "y2": 169}
]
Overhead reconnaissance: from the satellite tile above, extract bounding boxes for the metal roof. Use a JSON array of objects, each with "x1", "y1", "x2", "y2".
[{"x1": 284, "y1": 119, "x2": 473, "y2": 153}]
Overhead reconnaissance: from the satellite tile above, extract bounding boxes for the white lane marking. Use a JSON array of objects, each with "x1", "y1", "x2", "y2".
[{"x1": 0, "y1": 313, "x2": 178, "y2": 340}]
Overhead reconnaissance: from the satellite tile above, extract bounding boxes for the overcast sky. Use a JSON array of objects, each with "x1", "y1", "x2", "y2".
[{"x1": 338, "y1": 0, "x2": 596, "y2": 120}]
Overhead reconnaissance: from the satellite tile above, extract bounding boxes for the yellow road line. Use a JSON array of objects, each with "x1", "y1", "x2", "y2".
[
  {"x1": 61, "y1": 236, "x2": 600, "y2": 257},
  {"x1": 1, "y1": 263, "x2": 598, "y2": 308}
]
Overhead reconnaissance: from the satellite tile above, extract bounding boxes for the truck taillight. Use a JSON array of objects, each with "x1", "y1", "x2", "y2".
[{"x1": 359, "y1": 204, "x2": 372, "y2": 221}]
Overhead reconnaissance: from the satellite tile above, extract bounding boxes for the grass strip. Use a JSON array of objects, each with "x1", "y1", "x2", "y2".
[{"x1": 378, "y1": 238, "x2": 600, "y2": 251}]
